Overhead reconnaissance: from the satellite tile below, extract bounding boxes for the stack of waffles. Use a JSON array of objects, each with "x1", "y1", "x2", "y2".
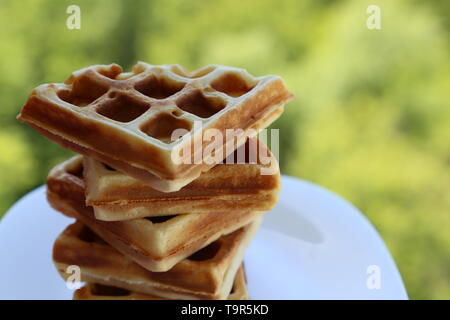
[{"x1": 18, "y1": 62, "x2": 293, "y2": 300}]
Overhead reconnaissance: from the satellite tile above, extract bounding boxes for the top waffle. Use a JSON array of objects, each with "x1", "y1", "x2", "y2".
[{"x1": 18, "y1": 62, "x2": 293, "y2": 192}]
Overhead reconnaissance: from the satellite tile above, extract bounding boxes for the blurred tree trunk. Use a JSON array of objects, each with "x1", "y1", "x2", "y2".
[{"x1": 108, "y1": 0, "x2": 152, "y2": 69}]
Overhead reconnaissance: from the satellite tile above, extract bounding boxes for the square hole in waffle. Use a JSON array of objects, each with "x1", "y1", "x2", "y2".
[
  {"x1": 139, "y1": 112, "x2": 193, "y2": 143},
  {"x1": 54, "y1": 221, "x2": 257, "y2": 300},
  {"x1": 46, "y1": 156, "x2": 261, "y2": 272},
  {"x1": 83, "y1": 137, "x2": 280, "y2": 221},
  {"x1": 95, "y1": 92, "x2": 151, "y2": 123},
  {"x1": 134, "y1": 73, "x2": 186, "y2": 99},
  {"x1": 176, "y1": 89, "x2": 227, "y2": 118},
  {"x1": 19, "y1": 62, "x2": 293, "y2": 192}
]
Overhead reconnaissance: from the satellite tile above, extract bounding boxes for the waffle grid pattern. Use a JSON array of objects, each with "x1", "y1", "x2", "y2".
[{"x1": 49, "y1": 62, "x2": 265, "y2": 145}]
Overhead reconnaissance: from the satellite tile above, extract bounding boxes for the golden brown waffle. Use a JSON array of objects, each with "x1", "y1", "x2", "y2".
[
  {"x1": 54, "y1": 221, "x2": 256, "y2": 300},
  {"x1": 74, "y1": 267, "x2": 248, "y2": 299},
  {"x1": 47, "y1": 156, "x2": 261, "y2": 272},
  {"x1": 84, "y1": 138, "x2": 280, "y2": 221},
  {"x1": 19, "y1": 63, "x2": 293, "y2": 192}
]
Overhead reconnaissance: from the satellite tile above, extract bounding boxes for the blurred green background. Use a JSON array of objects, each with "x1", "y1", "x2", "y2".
[{"x1": 0, "y1": 0, "x2": 449, "y2": 299}]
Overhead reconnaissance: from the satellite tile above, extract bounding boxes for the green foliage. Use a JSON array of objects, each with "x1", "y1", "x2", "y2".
[{"x1": 0, "y1": 0, "x2": 448, "y2": 299}]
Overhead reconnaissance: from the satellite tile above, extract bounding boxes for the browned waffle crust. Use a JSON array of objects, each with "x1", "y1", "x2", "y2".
[
  {"x1": 19, "y1": 63, "x2": 293, "y2": 191},
  {"x1": 47, "y1": 156, "x2": 261, "y2": 272},
  {"x1": 73, "y1": 265, "x2": 248, "y2": 300},
  {"x1": 54, "y1": 221, "x2": 257, "y2": 299},
  {"x1": 84, "y1": 137, "x2": 280, "y2": 220}
]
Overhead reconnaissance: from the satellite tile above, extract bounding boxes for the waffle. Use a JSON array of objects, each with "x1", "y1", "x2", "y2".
[
  {"x1": 84, "y1": 138, "x2": 280, "y2": 221},
  {"x1": 54, "y1": 221, "x2": 257, "y2": 300},
  {"x1": 47, "y1": 156, "x2": 261, "y2": 272},
  {"x1": 74, "y1": 265, "x2": 248, "y2": 299},
  {"x1": 18, "y1": 63, "x2": 293, "y2": 192}
]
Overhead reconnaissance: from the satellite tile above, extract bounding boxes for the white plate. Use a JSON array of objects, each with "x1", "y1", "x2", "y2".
[{"x1": 0, "y1": 175, "x2": 407, "y2": 300}]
